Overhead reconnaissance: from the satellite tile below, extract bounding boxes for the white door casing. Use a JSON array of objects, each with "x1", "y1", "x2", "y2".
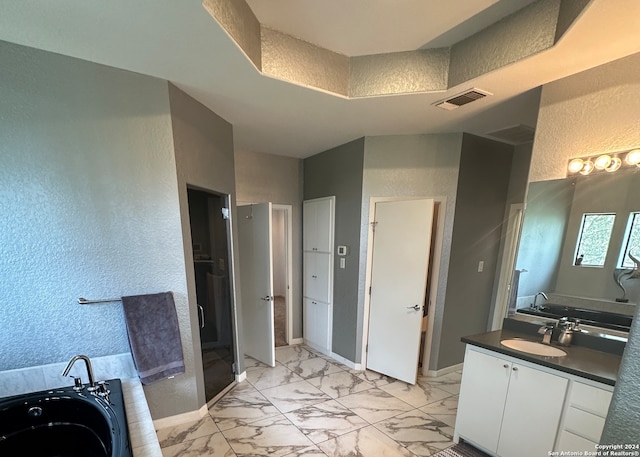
[
  {"x1": 366, "y1": 198, "x2": 435, "y2": 384},
  {"x1": 238, "y1": 203, "x2": 275, "y2": 367}
]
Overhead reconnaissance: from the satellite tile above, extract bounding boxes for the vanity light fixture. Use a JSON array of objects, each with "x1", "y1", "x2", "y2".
[
  {"x1": 567, "y1": 148, "x2": 640, "y2": 175},
  {"x1": 594, "y1": 154, "x2": 612, "y2": 170},
  {"x1": 625, "y1": 148, "x2": 640, "y2": 166},
  {"x1": 580, "y1": 160, "x2": 595, "y2": 175}
]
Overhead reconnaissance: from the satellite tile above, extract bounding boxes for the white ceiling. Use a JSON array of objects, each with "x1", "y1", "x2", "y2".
[
  {"x1": 0, "y1": 0, "x2": 639, "y2": 158},
  {"x1": 245, "y1": 0, "x2": 511, "y2": 56}
]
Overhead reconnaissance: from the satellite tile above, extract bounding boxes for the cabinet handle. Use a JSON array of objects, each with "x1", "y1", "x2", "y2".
[
  {"x1": 503, "y1": 364, "x2": 509, "y2": 369},
  {"x1": 198, "y1": 304, "x2": 205, "y2": 329},
  {"x1": 512, "y1": 367, "x2": 518, "y2": 371},
  {"x1": 312, "y1": 275, "x2": 318, "y2": 278}
]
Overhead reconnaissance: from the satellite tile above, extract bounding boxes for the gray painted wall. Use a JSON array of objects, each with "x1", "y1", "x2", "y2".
[
  {"x1": 168, "y1": 84, "x2": 243, "y2": 417},
  {"x1": 361, "y1": 134, "x2": 463, "y2": 368},
  {"x1": 235, "y1": 149, "x2": 304, "y2": 338},
  {"x1": 0, "y1": 41, "x2": 182, "y2": 373},
  {"x1": 303, "y1": 138, "x2": 365, "y2": 361},
  {"x1": 438, "y1": 134, "x2": 514, "y2": 369}
]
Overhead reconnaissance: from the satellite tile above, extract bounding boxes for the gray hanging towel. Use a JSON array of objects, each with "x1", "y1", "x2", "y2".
[{"x1": 122, "y1": 292, "x2": 185, "y2": 385}]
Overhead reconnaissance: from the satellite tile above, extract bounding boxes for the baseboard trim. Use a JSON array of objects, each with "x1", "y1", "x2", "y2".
[
  {"x1": 235, "y1": 371, "x2": 247, "y2": 383},
  {"x1": 289, "y1": 338, "x2": 304, "y2": 345},
  {"x1": 153, "y1": 403, "x2": 209, "y2": 430},
  {"x1": 330, "y1": 351, "x2": 361, "y2": 370},
  {"x1": 425, "y1": 363, "x2": 463, "y2": 378}
]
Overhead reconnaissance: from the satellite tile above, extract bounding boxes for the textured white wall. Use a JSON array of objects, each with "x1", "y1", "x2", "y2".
[
  {"x1": 530, "y1": 53, "x2": 640, "y2": 182},
  {"x1": 360, "y1": 134, "x2": 463, "y2": 368},
  {"x1": 0, "y1": 42, "x2": 184, "y2": 375},
  {"x1": 529, "y1": 52, "x2": 640, "y2": 445},
  {"x1": 234, "y1": 149, "x2": 303, "y2": 337}
]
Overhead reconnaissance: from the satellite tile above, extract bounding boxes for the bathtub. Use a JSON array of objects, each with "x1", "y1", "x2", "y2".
[{"x1": 0, "y1": 378, "x2": 132, "y2": 457}]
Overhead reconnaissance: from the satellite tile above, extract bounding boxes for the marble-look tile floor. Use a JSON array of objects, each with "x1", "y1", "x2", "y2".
[{"x1": 157, "y1": 345, "x2": 462, "y2": 457}]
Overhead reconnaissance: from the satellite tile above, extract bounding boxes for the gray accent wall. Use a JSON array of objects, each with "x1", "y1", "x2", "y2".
[
  {"x1": 235, "y1": 149, "x2": 304, "y2": 338},
  {"x1": 168, "y1": 84, "x2": 243, "y2": 415},
  {"x1": 303, "y1": 138, "x2": 365, "y2": 361},
  {"x1": 437, "y1": 134, "x2": 515, "y2": 369},
  {"x1": 361, "y1": 134, "x2": 463, "y2": 368}
]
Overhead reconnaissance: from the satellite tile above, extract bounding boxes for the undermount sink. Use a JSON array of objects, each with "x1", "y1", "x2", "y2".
[{"x1": 500, "y1": 339, "x2": 567, "y2": 357}]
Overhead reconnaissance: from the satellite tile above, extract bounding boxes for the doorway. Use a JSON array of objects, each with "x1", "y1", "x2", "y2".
[
  {"x1": 362, "y1": 197, "x2": 445, "y2": 383},
  {"x1": 187, "y1": 187, "x2": 235, "y2": 402},
  {"x1": 272, "y1": 205, "x2": 292, "y2": 347},
  {"x1": 237, "y1": 203, "x2": 293, "y2": 365}
]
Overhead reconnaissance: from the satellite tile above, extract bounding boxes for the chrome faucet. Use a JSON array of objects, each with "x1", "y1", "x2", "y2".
[
  {"x1": 531, "y1": 291, "x2": 549, "y2": 310},
  {"x1": 538, "y1": 322, "x2": 555, "y2": 344},
  {"x1": 62, "y1": 355, "x2": 97, "y2": 392}
]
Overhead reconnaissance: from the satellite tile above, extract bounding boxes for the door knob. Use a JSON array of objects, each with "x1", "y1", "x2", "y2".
[
  {"x1": 406, "y1": 304, "x2": 421, "y2": 311},
  {"x1": 260, "y1": 296, "x2": 273, "y2": 302}
]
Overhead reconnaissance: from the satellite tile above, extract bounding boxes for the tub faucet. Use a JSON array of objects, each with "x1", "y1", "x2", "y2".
[
  {"x1": 62, "y1": 355, "x2": 97, "y2": 392},
  {"x1": 532, "y1": 292, "x2": 549, "y2": 310}
]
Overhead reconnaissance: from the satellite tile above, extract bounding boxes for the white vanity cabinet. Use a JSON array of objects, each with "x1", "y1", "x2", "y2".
[
  {"x1": 455, "y1": 346, "x2": 568, "y2": 457},
  {"x1": 303, "y1": 196, "x2": 335, "y2": 355}
]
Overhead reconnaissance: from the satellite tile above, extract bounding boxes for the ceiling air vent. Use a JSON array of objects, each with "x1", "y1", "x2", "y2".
[
  {"x1": 486, "y1": 124, "x2": 535, "y2": 145},
  {"x1": 435, "y1": 88, "x2": 492, "y2": 111}
]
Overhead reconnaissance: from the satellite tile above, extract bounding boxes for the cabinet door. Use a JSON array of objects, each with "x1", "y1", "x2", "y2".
[
  {"x1": 455, "y1": 349, "x2": 511, "y2": 453},
  {"x1": 313, "y1": 197, "x2": 333, "y2": 252},
  {"x1": 304, "y1": 298, "x2": 330, "y2": 350},
  {"x1": 497, "y1": 363, "x2": 568, "y2": 457},
  {"x1": 303, "y1": 200, "x2": 318, "y2": 252},
  {"x1": 303, "y1": 198, "x2": 334, "y2": 252},
  {"x1": 303, "y1": 252, "x2": 331, "y2": 303}
]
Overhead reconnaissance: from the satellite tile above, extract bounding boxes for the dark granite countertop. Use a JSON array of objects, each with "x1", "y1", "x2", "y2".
[{"x1": 461, "y1": 328, "x2": 622, "y2": 386}]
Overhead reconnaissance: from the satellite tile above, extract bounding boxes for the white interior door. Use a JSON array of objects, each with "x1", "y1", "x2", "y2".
[
  {"x1": 367, "y1": 199, "x2": 434, "y2": 384},
  {"x1": 238, "y1": 203, "x2": 275, "y2": 367}
]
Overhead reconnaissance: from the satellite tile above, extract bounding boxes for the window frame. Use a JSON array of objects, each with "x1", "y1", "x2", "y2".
[
  {"x1": 618, "y1": 211, "x2": 640, "y2": 269},
  {"x1": 573, "y1": 212, "x2": 616, "y2": 267}
]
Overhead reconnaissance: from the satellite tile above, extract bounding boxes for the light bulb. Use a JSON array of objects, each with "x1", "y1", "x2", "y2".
[
  {"x1": 580, "y1": 160, "x2": 594, "y2": 175},
  {"x1": 605, "y1": 157, "x2": 622, "y2": 172},
  {"x1": 594, "y1": 154, "x2": 612, "y2": 170},
  {"x1": 567, "y1": 158, "x2": 584, "y2": 174},
  {"x1": 625, "y1": 149, "x2": 640, "y2": 166}
]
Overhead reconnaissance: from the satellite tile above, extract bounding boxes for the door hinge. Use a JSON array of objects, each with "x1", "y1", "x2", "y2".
[
  {"x1": 365, "y1": 344, "x2": 368, "y2": 353},
  {"x1": 221, "y1": 207, "x2": 230, "y2": 220},
  {"x1": 232, "y1": 362, "x2": 237, "y2": 374},
  {"x1": 370, "y1": 221, "x2": 378, "y2": 233},
  {"x1": 368, "y1": 286, "x2": 371, "y2": 295}
]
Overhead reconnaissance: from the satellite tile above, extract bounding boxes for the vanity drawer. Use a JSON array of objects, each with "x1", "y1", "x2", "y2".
[
  {"x1": 557, "y1": 430, "x2": 597, "y2": 451},
  {"x1": 569, "y1": 381, "x2": 612, "y2": 416},
  {"x1": 563, "y1": 406, "x2": 606, "y2": 442}
]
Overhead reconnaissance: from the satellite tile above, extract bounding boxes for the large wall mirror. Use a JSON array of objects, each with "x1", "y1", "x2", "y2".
[{"x1": 511, "y1": 168, "x2": 640, "y2": 332}]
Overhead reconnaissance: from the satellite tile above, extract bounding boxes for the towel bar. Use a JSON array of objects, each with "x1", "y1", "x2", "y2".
[{"x1": 78, "y1": 297, "x2": 122, "y2": 305}]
